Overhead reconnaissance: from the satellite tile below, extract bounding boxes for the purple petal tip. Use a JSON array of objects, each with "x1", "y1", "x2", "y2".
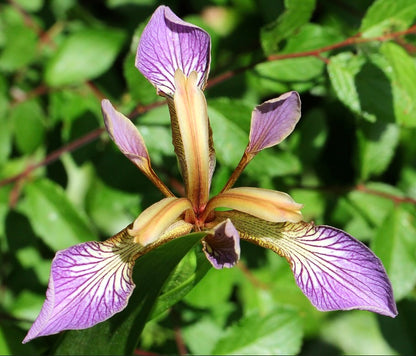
[
  {"x1": 285, "y1": 223, "x2": 397, "y2": 317},
  {"x1": 247, "y1": 91, "x2": 301, "y2": 153},
  {"x1": 136, "y1": 6, "x2": 211, "y2": 96}
]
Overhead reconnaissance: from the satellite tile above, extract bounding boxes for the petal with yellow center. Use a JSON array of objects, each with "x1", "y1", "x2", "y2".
[
  {"x1": 170, "y1": 70, "x2": 213, "y2": 211},
  {"x1": 129, "y1": 197, "x2": 193, "y2": 245},
  {"x1": 204, "y1": 187, "x2": 303, "y2": 223}
]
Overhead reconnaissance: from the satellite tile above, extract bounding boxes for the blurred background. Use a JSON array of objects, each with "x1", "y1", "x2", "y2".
[{"x1": 1, "y1": 0, "x2": 416, "y2": 354}]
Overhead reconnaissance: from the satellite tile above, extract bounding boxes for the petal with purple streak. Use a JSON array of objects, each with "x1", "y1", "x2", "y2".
[
  {"x1": 247, "y1": 91, "x2": 301, "y2": 154},
  {"x1": 102, "y1": 99, "x2": 150, "y2": 170},
  {"x1": 276, "y1": 223, "x2": 398, "y2": 317},
  {"x1": 217, "y1": 211, "x2": 398, "y2": 317},
  {"x1": 136, "y1": 5, "x2": 211, "y2": 96},
  {"x1": 23, "y1": 230, "x2": 142, "y2": 343},
  {"x1": 202, "y1": 219, "x2": 240, "y2": 269}
]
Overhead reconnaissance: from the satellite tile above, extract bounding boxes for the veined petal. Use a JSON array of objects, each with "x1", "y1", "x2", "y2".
[
  {"x1": 23, "y1": 229, "x2": 142, "y2": 343},
  {"x1": 170, "y1": 70, "x2": 213, "y2": 211},
  {"x1": 202, "y1": 219, "x2": 240, "y2": 269},
  {"x1": 204, "y1": 187, "x2": 303, "y2": 223},
  {"x1": 129, "y1": 197, "x2": 193, "y2": 245},
  {"x1": 136, "y1": 5, "x2": 211, "y2": 96},
  {"x1": 246, "y1": 91, "x2": 301, "y2": 154},
  {"x1": 102, "y1": 99, "x2": 149, "y2": 168},
  {"x1": 219, "y1": 211, "x2": 397, "y2": 318}
]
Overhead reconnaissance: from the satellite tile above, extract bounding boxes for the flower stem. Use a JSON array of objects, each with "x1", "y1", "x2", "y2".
[
  {"x1": 146, "y1": 167, "x2": 175, "y2": 198},
  {"x1": 219, "y1": 151, "x2": 254, "y2": 193}
]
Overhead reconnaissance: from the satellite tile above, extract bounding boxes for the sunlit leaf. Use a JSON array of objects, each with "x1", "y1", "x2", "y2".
[
  {"x1": 212, "y1": 307, "x2": 303, "y2": 355},
  {"x1": 18, "y1": 179, "x2": 96, "y2": 251},
  {"x1": 45, "y1": 28, "x2": 126, "y2": 86}
]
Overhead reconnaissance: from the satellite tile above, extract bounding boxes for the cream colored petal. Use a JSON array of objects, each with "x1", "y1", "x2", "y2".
[
  {"x1": 204, "y1": 187, "x2": 303, "y2": 223},
  {"x1": 129, "y1": 197, "x2": 193, "y2": 245}
]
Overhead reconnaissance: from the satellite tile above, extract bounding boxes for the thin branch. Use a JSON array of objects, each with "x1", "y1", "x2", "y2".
[{"x1": 355, "y1": 184, "x2": 416, "y2": 205}]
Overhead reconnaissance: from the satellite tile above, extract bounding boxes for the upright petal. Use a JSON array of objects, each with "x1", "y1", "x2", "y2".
[
  {"x1": 23, "y1": 229, "x2": 142, "y2": 343},
  {"x1": 136, "y1": 6, "x2": 211, "y2": 96},
  {"x1": 202, "y1": 219, "x2": 240, "y2": 269},
  {"x1": 218, "y1": 211, "x2": 398, "y2": 317},
  {"x1": 102, "y1": 99, "x2": 174, "y2": 197},
  {"x1": 170, "y1": 70, "x2": 213, "y2": 211},
  {"x1": 246, "y1": 91, "x2": 301, "y2": 154}
]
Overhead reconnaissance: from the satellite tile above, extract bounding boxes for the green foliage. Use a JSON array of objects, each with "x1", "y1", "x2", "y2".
[{"x1": 1, "y1": 0, "x2": 416, "y2": 355}]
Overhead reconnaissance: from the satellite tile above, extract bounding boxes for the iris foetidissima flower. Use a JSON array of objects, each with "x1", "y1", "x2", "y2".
[{"x1": 23, "y1": 5, "x2": 397, "y2": 343}]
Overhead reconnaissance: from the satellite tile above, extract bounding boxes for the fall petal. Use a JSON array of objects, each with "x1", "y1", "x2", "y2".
[
  {"x1": 136, "y1": 6, "x2": 211, "y2": 96},
  {"x1": 23, "y1": 230, "x2": 142, "y2": 343},
  {"x1": 218, "y1": 211, "x2": 397, "y2": 318},
  {"x1": 247, "y1": 91, "x2": 301, "y2": 154},
  {"x1": 202, "y1": 219, "x2": 240, "y2": 269}
]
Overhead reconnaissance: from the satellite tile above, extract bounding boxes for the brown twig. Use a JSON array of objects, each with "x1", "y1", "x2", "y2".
[{"x1": 355, "y1": 184, "x2": 416, "y2": 205}]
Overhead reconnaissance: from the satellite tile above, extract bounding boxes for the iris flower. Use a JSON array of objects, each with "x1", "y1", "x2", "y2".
[{"x1": 23, "y1": 5, "x2": 397, "y2": 343}]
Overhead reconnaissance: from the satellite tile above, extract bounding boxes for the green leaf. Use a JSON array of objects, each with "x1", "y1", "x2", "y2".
[
  {"x1": 45, "y1": 28, "x2": 125, "y2": 86},
  {"x1": 381, "y1": 42, "x2": 416, "y2": 127},
  {"x1": 123, "y1": 53, "x2": 159, "y2": 105},
  {"x1": 18, "y1": 179, "x2": 96, "y2": 251},
  {"x1": 14, "y1": 0, "x2": 44, "y2": 12},
  {"x1": 212, "y1": 306, "x2": 303, "y2": 355},
  {"x1": 245, "y1": 149, "x2": 301, "y2": 178},
  {"x1": 208, "y1": 104, "x2": 249, "y2": 168},
  {"x1": 346, "y1": 182, "x2": 398, "y2": 228},
  {"x1": 372, "y1": 204, "x2": 416, "y2": 300},
  {"x1": 356, "y1": 120, "x2": 400, "y2": 180},
  {"x1": 86, "y1": 178, "x2": 140, "y2": 235},
  {"x1": 0, "y1": 24, "x2": 37, "y2": 71},
  {"x1": 11, "y1": 100, "x2": 45, "y2": 154},
  {"x1": 0, "y1": 97, "x2": 12, "y2": 166},
  {"x1": 260, "y1": 0, "x2": 316, "y2": 55},
  {"x1": 321, "y1": 311, "x2": 397, "y2": 354},
  {"x1": 360, "y1": 0, "x2": 416, "y2": 37},
  {"x1": 53, "y1": 232, "x2": 206, "y2": 355},
  {"x1": 327, "y1": 52, "x2": 369, "y2": 119},
  {"x1": 151, "y1": 247, "x2": 211, "y2": 318}
]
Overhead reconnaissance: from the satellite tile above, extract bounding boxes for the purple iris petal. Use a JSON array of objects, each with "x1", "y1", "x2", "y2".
[
  {"x1": 202, "y1": 219, "x2": 240, "y2": 269},
  {"x1": 136, "y1": 5, "x2": 211, "y2": 96},
  {"x1": 102, "y1": 99, "x2": 149, "y2": 168},
  {"x1": 247, "y1": 91, "x2": 301, "y2": 154},
  {"x1": 283, "y1": 223, "x2": 398, "y2": 317},
  {"x1": 23, "y1": 233, "x2": 141, "y2": 343}
]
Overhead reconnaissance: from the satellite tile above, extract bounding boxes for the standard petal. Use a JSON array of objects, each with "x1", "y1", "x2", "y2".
[
  {"x1": 217, "y1": 211, "x2": 398, "y2": 318},
  {"x1": 246, "y1": 91, "x2": 301, "y2": 154},
  {"x1": 202, "y1": 219, "x2": 240, "y2": 269},
  {"x1": 23, "y1": 229, "x2": 142, "y2": 343},
  {"x1": 136, "y1": 5, "x2": 211, "y2": 96}
]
